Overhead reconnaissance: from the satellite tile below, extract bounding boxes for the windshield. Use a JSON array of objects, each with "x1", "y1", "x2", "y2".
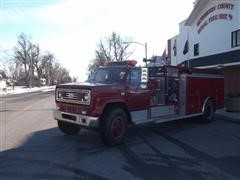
[{"x1": 88, "y1": 67, "x2": 127, "y2": 84}]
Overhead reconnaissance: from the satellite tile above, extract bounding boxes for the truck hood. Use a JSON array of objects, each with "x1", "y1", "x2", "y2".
[{"x1": 56, "y1": 82, "x2": 116, "y2": 89}]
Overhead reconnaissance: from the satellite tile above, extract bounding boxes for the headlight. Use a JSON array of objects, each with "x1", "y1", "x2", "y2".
[
  {"x1": 58, "y1": 91, "x2": 63, "y2": 99},
  {"x1": 83, "y1": 93, "x2": 90, "y2": 101}
]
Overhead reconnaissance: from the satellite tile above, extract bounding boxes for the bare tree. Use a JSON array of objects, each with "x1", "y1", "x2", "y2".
[
  {"x1": 13, "y1": 33, "x2": 40, "y2": 87},
  {"x1": 51, "y1": 62, "x2": 61, "y2": 84},
  {"x1": 39, "y1": 53, "x2": 72, "y2": 85},
  {"x1": 29, "y1": 43, "x2": 40, "y2": 87},
  {"x1": 1, "y1": 48, "x2": 23, "y2": 88},
  {"x1": 96, "y1": 32, "x2": 132, "y2": 61},
  {"x1": 40, "y1": 52, "x2": 54, "y2": 85},
  {"x1": 50, "y1": 62, "x2": 72, "y2": 84},
  {"x1": 57, "y1": 67, "x2": 72, "y2": 84},
  {"x1": 13, "y1": 33, "x2": 29, "y2": 78},
  {"x1": 88, "y1": 32, "x2": 133, "y2": 74},
  {"x1": 6, "y1": 33, "x2": 73, "y2": 87}
]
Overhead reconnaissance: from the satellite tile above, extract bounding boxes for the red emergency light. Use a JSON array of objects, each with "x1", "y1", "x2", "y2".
[{"x1": 104, "y1": 60, "x2": 137, "y2": 67}]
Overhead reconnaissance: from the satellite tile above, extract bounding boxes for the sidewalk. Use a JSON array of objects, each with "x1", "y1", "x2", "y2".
[
  {"x1": 216, "y1": 108, "x2": 240, "y2": 122},
  {"x1": 0, "y1": 86, "x2": 55, "y2": 96}
]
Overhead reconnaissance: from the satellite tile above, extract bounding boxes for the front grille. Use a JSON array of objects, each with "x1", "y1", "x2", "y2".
[
  {"x1": 56, "y1": 88, "x2": 91, "y2": 105},
  {"x1": 59, "y1": 103, "x2": 85, "y2": 114}
]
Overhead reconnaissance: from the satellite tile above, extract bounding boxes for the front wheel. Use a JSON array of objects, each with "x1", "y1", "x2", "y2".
[
  {"x1": 57, "y1": 121, "x2": 81, "y2": 135},
  {"x1": 100, "y1": 108, "x2": 127, "y2": 146}
]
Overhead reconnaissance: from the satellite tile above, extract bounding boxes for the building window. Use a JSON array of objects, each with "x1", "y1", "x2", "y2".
[
  {"x1": 194, "y1": 43, "x2": 199, "y2": 56},
  {"x1": 232, "y1": 29, "x2": 240, "y2": 47}
]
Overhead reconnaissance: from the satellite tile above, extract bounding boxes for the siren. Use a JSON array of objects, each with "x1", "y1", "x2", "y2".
[{"x1": 104, "y1": 60, "x2": 137, "y2": 66}]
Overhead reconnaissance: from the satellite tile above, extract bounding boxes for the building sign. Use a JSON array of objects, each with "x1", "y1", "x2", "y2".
[{"x1": 197, "y1": 3, "x2": 234, "y2": 34}]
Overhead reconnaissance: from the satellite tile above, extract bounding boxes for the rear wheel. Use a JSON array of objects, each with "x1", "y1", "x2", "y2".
[
  {"x1": 57, "y1": 121, "x2": 81, "y2": 135},
  {"x1": 201, "y1": 100, "x2": 215, "y2": 123},
  {"x1": 100, "y1": 108, "x2": 127, "y2": 146}
]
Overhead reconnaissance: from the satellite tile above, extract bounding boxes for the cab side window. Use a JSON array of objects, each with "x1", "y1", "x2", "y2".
[{"x1": 127, "y1": 69, "x2": 141, "y2": 87}]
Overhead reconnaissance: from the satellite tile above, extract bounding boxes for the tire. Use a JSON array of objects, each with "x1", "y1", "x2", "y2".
[
  {"x1": 100, "y1": 108, "x2": 127, "y2": 146},
  {"x1": 201, "y1": 100, "x2": 215, "y2": 123},
  {"x1": 57, "y1": 120, "x2": 81, "y2": 135}
]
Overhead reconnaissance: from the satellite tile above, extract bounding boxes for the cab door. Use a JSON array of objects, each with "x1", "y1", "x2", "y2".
[{"x1": 125, "y1": 68, "x2": 151, "y2": 111}]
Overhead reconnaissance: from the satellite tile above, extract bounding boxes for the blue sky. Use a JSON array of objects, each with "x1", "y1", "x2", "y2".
[{"x1": 1, "y1": 0, "x2": 194, "y2": 81}]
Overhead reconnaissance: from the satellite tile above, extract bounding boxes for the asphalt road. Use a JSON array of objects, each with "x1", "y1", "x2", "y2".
[{"x1": 0, "y1": 91, "x2": 240, "y2": 180}]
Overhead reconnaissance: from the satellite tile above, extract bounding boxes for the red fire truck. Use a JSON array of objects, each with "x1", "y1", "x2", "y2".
[{"x1": 53, "y1": 60, "x2": 224, "y2": 146}]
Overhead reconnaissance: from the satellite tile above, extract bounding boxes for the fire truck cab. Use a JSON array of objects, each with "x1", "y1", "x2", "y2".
[{"x1": 53, "y1": 60, "x2": 224, "y2": 146}]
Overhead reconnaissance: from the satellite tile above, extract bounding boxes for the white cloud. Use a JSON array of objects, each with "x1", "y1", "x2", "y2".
[{"x1": 2, "y1": 0, "x2": 194, "y2": 81}]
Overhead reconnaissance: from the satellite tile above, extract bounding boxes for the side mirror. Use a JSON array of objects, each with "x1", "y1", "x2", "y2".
[{"x1": 140, "y1": 82, "x2": 147, "y2": 89}]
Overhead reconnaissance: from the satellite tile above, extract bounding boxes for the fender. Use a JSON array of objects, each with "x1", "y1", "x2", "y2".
[
  {"x1": 202, "y1": 96, "x2": 213, "y2": 113},
  {"x1": 94, "y1": 96, "x2": 128, "y2": 116}
]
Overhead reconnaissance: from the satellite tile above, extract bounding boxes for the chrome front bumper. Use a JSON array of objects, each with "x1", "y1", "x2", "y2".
[{"x1": 53, "y1": 110, "x2": 99, "y2": 128}]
